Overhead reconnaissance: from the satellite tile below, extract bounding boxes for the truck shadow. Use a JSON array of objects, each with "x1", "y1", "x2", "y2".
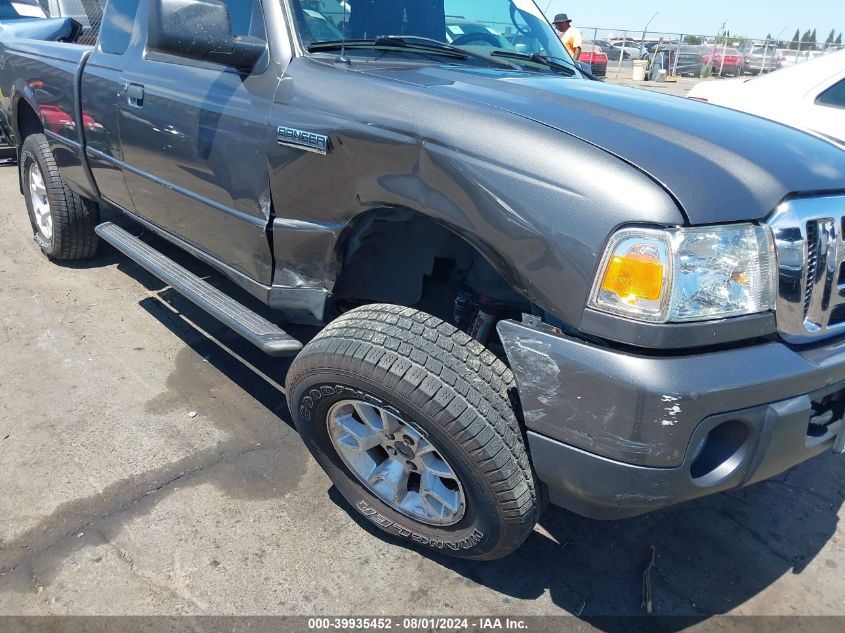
[
  {"x1": 9, "y1": 229, "x2": 839, "y2": 624},
  {"x1": 339, "y1": 455, "x2": 843, "y2": 623},
  {"x1": 131, "y1": 228, "x2": 841, "y2": 624},
  {"x1": 107, "y1": 233, "x2": 845, "y2": 623}
]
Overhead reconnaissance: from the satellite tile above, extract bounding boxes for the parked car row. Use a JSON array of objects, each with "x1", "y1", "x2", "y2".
[
  {"x1": 596, "y1": 37, "x2": 842, "y2": 78},
  {"x1": 589, "y1": 38, "x2": 633, "y2": 61},
  {"x1": 739, "y1": 44, "x2": 785, "y2": 74},
  {"x1": 651, "y1": 47, "x2": 707, "y2": 77}
]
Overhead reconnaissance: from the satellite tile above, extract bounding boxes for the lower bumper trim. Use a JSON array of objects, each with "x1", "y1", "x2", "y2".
[{"x1": 529, "y1": 386, "x2": 843, "y2": 519}]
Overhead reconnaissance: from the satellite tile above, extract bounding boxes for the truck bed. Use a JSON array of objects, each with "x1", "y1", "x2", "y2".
[{"x1": 0, "y1": 21, "x2": 92, "y2": 156}]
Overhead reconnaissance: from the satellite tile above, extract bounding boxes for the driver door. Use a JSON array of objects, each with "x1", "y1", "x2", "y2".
[{"x1": 117, "y1": 0, "x2": 277, "y2": 285}]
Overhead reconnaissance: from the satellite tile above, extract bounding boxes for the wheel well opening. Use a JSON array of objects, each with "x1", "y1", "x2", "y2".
[
  {"x1": 332, "y1": 210, "x2": 532, "y2": 357},
  {"x1": 16, "y1": 100, "x2": 43, "y2": 145}
]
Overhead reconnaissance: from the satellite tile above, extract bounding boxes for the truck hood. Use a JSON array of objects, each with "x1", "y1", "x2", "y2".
[{"x1": 362, "y1": 65, "x2": 845, "y2": 224}]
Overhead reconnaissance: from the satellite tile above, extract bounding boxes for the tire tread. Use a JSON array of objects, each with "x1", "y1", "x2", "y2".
[
  {"x1": 22, "y1": 134, "x2": 98, "y2": 260},
  {"x1": 287, "y1": 304, "x2": 540, "y2": 558}
]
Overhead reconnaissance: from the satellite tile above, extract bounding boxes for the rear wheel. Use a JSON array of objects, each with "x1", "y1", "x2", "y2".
[
  {"x1": 286, "y1": 304, "x2": 541, "y2": 560},
  {"x1": 20, "y1": 133, "x2": 98, "y2": 260}
]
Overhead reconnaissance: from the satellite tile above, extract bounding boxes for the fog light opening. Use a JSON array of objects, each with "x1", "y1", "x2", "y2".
[{"x1": 690, "y1": 420, "x2": 751, "y2": 487}]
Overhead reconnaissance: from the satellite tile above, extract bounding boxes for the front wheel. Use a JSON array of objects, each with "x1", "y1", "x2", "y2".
[
  {"x1": 286, "y1": 305, "x2": 541, "y2": 560},
  {"x1": 20, "y1": 133, "x2": 98, "y2": 260}
]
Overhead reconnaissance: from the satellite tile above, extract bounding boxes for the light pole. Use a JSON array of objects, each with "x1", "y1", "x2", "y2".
[{"x1": 640, "y1": 11, "x2": 658, "y2": 58}]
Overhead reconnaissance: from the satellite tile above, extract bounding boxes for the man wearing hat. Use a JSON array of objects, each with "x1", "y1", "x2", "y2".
[{"x1": 553, "y1": 13, "x2": 582, "y2": 60}]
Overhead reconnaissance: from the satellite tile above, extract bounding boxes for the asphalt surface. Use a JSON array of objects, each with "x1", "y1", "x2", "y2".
[
  {"x1": 0, "y1": 155, "x2": 844, "y2": 621},
  {"x1": 604, "y1": 74, "x2": 703, "y2": 97}
]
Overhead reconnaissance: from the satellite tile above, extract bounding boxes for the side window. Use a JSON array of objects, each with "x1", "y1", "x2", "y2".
[
  {"x1": 220, "y1": 0, "x2": 266, "y2": 41},
  {"x1": 99, "y1": 0, "x2": 139, "y2": 55},
  {"x1": 816, "y1": 78, "x2": 845, "y2": 110}
]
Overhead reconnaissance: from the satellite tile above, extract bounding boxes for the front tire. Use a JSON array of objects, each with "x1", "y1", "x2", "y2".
[
  {"x1": 20, "y1": 133, "x2": 98, "y2": 260},
  {"x1": 286, "y1": 305, "x2": 541, "y2": 560}
]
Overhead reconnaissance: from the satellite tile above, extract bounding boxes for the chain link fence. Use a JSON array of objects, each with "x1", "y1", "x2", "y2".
[
  {"x1": 577, "y1": 26, "x2": 843, "y2": 81},
  {"x1": 37, "y1": 0, "x2": 104, "y2": 45}
]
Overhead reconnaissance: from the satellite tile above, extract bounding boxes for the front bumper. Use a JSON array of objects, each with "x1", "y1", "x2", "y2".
[{"x1": 498, "y1": 318, "x2": 845, "y2": 519}]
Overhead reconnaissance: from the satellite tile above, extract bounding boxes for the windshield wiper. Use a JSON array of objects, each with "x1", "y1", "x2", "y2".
[
  {"x1": 377, "y1": 35, "x2": 523, "y2": 68},
  {"x1": 373, "y1": 35, "x2": 471, "y2": 56},
  {"x1": 489, "y1": 50, "x2": 578, "y2": 76},
  {"x1": 309, "y1": 38, "x2": 466, "y2": 59},
  {"x1": 307, "y1": 37, "x2": 520, "y2": 69}
]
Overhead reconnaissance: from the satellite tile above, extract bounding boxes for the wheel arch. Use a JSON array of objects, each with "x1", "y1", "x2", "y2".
[
  {"x1": 329, "y1": 205, "x2": 533, "y2": 317},
  {"x1": 13, "y1": 95, "x2": 43, "y2": 144},
  {"x1": 13, "y1": 96, "x2": 44, "y2": 194}
]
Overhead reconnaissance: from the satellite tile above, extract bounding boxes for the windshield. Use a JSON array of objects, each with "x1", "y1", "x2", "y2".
[{"x1": 290, "y1": 0, "x2": 572, "y2": 63}]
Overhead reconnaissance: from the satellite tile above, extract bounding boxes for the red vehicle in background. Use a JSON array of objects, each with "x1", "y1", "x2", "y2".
[
  {"x1": 703, "y1": 47, "x2": 745, "y2": 77},
  {"x1": 580, "y1": 43, "x2": 608, "y2": 77}
]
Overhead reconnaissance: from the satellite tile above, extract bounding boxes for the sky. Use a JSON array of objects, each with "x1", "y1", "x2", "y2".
[{"x1": 544, "y1": 0, "x2": 845, "y2": 40}]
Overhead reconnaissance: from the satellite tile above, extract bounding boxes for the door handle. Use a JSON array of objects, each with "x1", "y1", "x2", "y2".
[{"x1": 126, "y1": 83, "x2": 144, "y2": 107}]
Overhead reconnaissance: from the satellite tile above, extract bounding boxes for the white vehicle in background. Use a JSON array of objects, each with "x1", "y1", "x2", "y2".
[
  {"x1": 688, "y1": 49, "x2": 845, "y2": 145},
  {"x1": 777, "y1": 48, "x2": 809, "y2": 66}
]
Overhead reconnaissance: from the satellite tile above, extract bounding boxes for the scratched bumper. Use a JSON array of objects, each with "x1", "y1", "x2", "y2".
[{"x1": 498, "y1": 318, "x2": 845, "y2": 519}]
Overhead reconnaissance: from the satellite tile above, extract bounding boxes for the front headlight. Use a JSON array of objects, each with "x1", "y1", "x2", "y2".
[{"x1": 589, "y1": 224, "x2": 775, "y2": 323}]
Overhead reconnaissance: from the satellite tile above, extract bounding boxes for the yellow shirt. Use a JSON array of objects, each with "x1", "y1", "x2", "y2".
[{"x1": 559, "y1": 26, "x2": 583, "y2": 59}]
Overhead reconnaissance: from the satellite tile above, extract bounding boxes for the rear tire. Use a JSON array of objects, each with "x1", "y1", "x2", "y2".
[
  {"x1": 286, "y1": 304, "x2": 541, "y2": 560},
  {"x1": 20, "y1": 133, "x2": 98, "y2": 260}
]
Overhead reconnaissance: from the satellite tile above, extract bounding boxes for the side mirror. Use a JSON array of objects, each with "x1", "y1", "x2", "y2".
[{"x1": 148, "y1": 0, "x2": 265, "y2": 71}]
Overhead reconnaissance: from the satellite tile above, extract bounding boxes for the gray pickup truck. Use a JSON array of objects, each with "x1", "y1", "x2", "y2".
[{"x1": 2, "y1": 0, "x2": 845, "y2": 560}]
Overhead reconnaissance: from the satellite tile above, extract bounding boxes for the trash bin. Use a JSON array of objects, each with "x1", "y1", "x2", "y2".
[{"x1": 632, "y1": 59, "x2": 648, "y2": 81}]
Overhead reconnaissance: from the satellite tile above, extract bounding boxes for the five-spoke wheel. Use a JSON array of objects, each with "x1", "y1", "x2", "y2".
[{"x1": 328, "y1": 399, "x2": 466, "y2": 526}]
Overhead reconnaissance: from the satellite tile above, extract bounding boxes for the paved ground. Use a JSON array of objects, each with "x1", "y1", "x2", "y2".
[
  {"x1": 0, "y1": 160, "x2": 844, "y2": 622},
  {"x1": 605, "y1": 73, "x2": 706, "y2": 97}
]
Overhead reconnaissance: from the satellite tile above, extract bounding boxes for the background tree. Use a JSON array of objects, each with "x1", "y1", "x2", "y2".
[
  {"x1": 836, "y1": 33, "x2": 843, "y2": 47},
  {"x1": 683, "y1": 34, "x2": 702, "y2": 45},
  {"x1": 800, "y1": 29, "x2": 813, "y2": 50},
  {"x1": 791, "y1": 28, "x2": 800, "y2": 49},
  {"x1": 825, "y1": 29, "x2": 835, "y2": 48}
]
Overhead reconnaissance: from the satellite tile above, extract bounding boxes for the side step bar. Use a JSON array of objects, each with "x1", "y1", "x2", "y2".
[{"x1": 95, "y1": 222, "x2": 303, "y2": 357}]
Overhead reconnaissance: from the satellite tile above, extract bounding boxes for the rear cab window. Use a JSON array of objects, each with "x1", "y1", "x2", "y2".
[
  {"x1": 223, "y1": 0, "x2": 266, "y2": 39},
  {"x1": 48, "y1": 0, "x2": 107, "y2": 45},
  {"x1": 99, "y1": 0, "x2": 139, "y2": 54}
]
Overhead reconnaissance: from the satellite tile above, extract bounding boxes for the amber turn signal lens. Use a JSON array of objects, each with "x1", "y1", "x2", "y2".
[{"x1": 600, "y1": 255, "x2": 664, "y2": 302}]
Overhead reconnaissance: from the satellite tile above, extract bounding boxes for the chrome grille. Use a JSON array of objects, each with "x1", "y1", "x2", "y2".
[
  {"x1": 769, "y1": 196, "x2": 845, "y2": 343},
  {"x1": 803, "y1": 221, "x2": 818, "y2": 318}
]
